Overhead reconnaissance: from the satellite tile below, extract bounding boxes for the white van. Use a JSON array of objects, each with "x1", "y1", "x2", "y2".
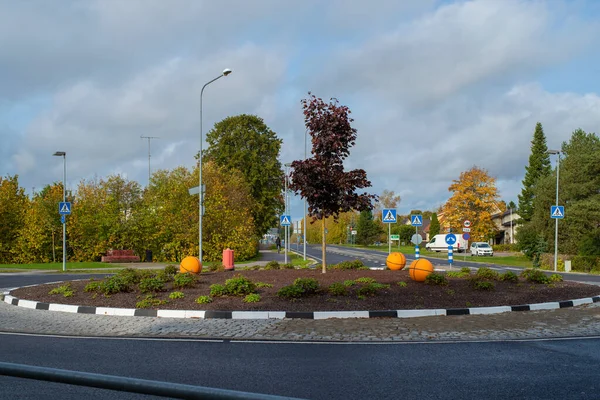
[{"x1": 425, "y1": 234, "x2": 468, "y2": 253}]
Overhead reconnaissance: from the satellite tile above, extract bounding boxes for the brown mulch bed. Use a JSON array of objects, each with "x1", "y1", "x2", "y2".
[{"x1": 9, "y1": 269, "x2": 600, "y2": 312}]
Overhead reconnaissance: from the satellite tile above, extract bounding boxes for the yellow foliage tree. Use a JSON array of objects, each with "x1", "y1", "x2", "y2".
[
  {"x1": 304, "y1": 211, "x2": 357, "y2": 244},
  {"x1": 441, "y1": 166, "x2": 500, "y2": 242}
]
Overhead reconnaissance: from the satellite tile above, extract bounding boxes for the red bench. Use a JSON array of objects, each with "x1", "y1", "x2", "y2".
[{"x1": 101, "y1": 249, "x2": 140, "y2": 263}]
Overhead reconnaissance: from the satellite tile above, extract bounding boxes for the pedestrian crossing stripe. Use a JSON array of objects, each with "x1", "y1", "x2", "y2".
[
  {"x1": 383, "y1": 210, "x2": 396, "y2": 222},
  {"x1": 411, "y1": 215, "x2": 422, "y2": 225},
  {"x1": 552, "y1": 207, "x2": 563, "y2": 217}
]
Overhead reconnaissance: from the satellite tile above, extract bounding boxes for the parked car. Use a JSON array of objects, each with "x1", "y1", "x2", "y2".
[
  {"x1": 425, "y1": 234, "x2": 467, "y2": 252},
  {"x1": 470, "y1": 242, "x2": 494, "y2": 256}
]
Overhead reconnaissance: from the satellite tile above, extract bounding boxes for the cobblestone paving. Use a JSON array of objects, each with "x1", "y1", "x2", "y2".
[{"x1": 2, "y1": 300, "x2": 600, "y2": 342}]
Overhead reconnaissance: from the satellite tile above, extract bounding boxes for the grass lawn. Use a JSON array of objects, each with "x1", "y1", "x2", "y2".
[{"x1": 0, "y1": 262, "x2": 120, "y2": 272}]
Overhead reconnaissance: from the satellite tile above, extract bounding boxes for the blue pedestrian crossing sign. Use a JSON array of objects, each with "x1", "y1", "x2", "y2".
[
  {"x1": 550, "y1": 205, "x2": 564, "y2": 219},
  {"x1": 445, "y1": 233, "x2": 457, "y2": 245},
  {"x1": 411, "y1": 214, "x2": 423, "y2": 226},
  {"x1": 59, "y1": 202, "x2": 71, "y2": 215},
  {"x1": 382, "y1": 209, "x2": 397, "y2": 223},
  {"x1": 280, "y1": 215, "x2": 291, "y2": 226}
]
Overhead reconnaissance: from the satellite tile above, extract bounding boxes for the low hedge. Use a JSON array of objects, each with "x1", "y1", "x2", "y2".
[
  {"x1": 571, "y1": 256, "x2": 600, "y2": 273},
  {"x1": 491, "y1": 244, "x2": 520, "y2": 252}
]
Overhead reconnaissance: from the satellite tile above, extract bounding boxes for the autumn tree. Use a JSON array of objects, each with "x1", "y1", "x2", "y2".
[
  {"x1": 289, "y1": 93, "x2": 376, "y2": 272},
  {"x1": 441, "y1": 166, "x2": 500, "y2": 242},
  {"x1": 204, "y1": 114, "x2": 284, "y2": 236},
  {"x1": 518, "y1": 122, "x2": 551, "y2": 222},
  {"x1": 373, "y1": 190, "x2": 401, "y2": 220},
  {"x1": 0, "y1": 175, "x2": 28, "y2": 263},
  {"x1": 429, "y1": 212, "x2": 440, "y2": 238}
]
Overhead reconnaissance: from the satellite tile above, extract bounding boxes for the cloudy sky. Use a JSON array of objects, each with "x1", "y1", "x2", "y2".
[{"x1": 2, "y1": 0, "x2": 600, "y2": 223}]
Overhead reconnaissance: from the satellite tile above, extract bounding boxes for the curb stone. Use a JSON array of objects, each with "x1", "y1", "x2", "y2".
[{"x1": 4, "y1": 287, "x2": 600, "y2": 320}]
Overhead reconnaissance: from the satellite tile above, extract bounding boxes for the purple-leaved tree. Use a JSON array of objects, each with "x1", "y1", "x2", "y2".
[{"x1": 289, "y1": 93, "x2": 377, "y2": 273}]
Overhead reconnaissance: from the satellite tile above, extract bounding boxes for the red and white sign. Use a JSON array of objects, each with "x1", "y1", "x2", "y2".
[{"x1": 463, "y1": 220, "x2": 471, "y2": 228}]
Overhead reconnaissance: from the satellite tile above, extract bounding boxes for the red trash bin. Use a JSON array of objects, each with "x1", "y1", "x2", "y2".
[{"x1": 223, "y1": 248, "x2": 234, "y2": 271}]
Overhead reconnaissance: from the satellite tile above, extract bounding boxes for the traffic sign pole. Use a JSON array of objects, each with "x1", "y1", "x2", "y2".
[
  {"x1": 388, "y1": 223, "x2": 391, "y2": 255},
  {"x1": 415, "y1": 245, "x2": 420, "y2": 260},
  {"x1": 448, "y1": 245, "x2": 453, "y2": 266}
]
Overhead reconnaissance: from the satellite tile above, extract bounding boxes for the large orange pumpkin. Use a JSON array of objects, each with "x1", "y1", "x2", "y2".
[
  {"x1": 180, "y1": 256, "x2": 202, "y2": 274},
  {"x1": 386, "y1": 252, "x2": 407, "y2": 270},
  {"x1": 409, "y1": 259, "x2": 433, "y2": 282}
]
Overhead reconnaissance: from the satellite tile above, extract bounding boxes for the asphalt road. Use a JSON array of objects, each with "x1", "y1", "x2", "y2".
[
  {"x1": 1, "y1": 333, "x2": 599, "y2": 399},
  {"x1": 0, "y1": 273, "x2": 105, "y2": 291},
  {"x1": 292, "y1": 244, "x2": 600, "y2": 285}
]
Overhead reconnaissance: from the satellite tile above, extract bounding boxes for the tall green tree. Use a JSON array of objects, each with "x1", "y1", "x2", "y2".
[
  {"x1": 0, "y1": 175, "x2": 28, "y2": 263},
  {"x1": 518, "y1": 122, "x2": 551, "y2": 222},
  {"x1": 356, "y1": 209, "x2": 383, "y2": 245},
  {"x1": 429, "y1": 212, "x2": 440, "y2": 238},
  {"x1": 204, "y1": 114, "x2": 284, "y2": 237}
]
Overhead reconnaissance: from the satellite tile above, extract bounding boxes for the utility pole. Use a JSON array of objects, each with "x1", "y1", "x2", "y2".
[{"x1": 140, "y1": 136, "x2": 160, "y2": 185}]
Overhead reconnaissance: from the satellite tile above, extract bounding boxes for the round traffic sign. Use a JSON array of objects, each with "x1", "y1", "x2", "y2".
[
  {"x1": 463, "y1": 233, "x2": 470, "y2": 240},
  {"x1": 463, "y1": 220, "x2": 471, "y2": 228},
  {"x1": 411, "y1": 234, "x2": 423, "y2": 245},
  {"x1": 445, "y1": 233, "x2": 457, "y2": 245}
]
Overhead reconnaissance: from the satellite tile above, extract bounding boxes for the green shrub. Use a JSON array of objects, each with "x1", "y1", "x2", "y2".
[
  {"x1": 460, "y1": 267, "x2": 471, "y2": 275},
  {"x1": 256, "y1": 282, "x2": 273, "y2": 288},
  {"x1": 476, "y1": 267, "x2": 499, "y2": 280},
  {"x1": 264, "y1": 261, "x2": 280, "y2": 270},
  {"x1": 331, "y1": 259, "x2": 365, "y2": 270},
  {"x1": 293, "y1": 278, "x2": 319, "y2": 294},
  {"x1": 397, "y1": 281, "x2": 408, "y2": 287},
  {"x1": 356, "y1": 283, "x2": 379, "y2": 296},
  {"x1": 224, "y1": 275, "x2": 257, "y2": 296},
  {"x1": 520, "y1": 268, "x2": 549, "y2": 284},
  {"x1": 446, "y1": 271, "x2": 469, "y2": 278},
  {"x1": 492, "y1": 244, "x2": 519, "y2": 252},
  {"x1": 100, "y1": 276, "x2": 131, "y2": 295},
  {"x1": 173, "y1": 273, "x2": 196, "y2": 289},
  {"x1": 49, "y1": 283, "x2": 75, "y2": 297},
  {"x1": 116, "y1": 268, "x2": 142, "y2": 286},
  {"x1": 371, "y1": 283, "x2": 390, "y2": 290},
  {"x1": 549, "y1": 274, "x2": 563, "y2": 283},
  {"x1": 195, "y1": 295, "x2": 213, "y2": 304},
  {"x1": 139, "y1": 276, "x2": 166, "y2": 293},
  {"x1": 155, "y1": 270, "x2": 174, "y2": 283},
  {"x1": 169, "y1": 291, "x2": 185, "y2": 299},
  {"x1": 84, "y1": 281, "x2": 102, "y2": 293},
  {"x1": 500, "y1": 271, "x2": 519, "y2": 282},
  {"x1": 343, "y1": 280, "x2": 356, "y2": 287},
  {"x1": 207, "y1": 263, "x2": 225, "y2": 272},
  {"x1": 355, "y1": 277, "x2": 376, "y2": 284},
  {"x1": 357, "y1": 295, "x2": 367, "y2": 300},
  {"x1": 571, "y1": 256, "x2": 600, "y2": 273},
  {"x1": 164, "y1": 265, "x2": 178, "y2": 275},
  {"x1": 209, "y1": 284, "x2": 227, "y2": 297},
  {"x1": 281, "y1": 263, "x2": 295, "y2": 269},
  {"x1": 473, "y1": 281, "x2": 495, "y2": 291},
  {"x1": 328, "y1": 282, "x2": 348, "y2": 296},
  {"x1": 446, "y1": 289, "x2": 455, "y2": 296},
  {"x1": 243, "y1": 293, "x2": 261, "y2": 303},
  {"x1": 277, "y1": 284, "x2": 304, "y2": 299},
  {"x1": 249, "y1": 265, "x2": 261, "y2": 271},
  {"x1": 136, "y1": 295, "x2": 167, "y2": 308},
  {"x1": 425, "y1": 273, "x2": 448, "y2": 286}
]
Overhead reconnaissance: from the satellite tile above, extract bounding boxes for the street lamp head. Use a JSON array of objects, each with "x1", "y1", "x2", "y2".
[
  {"x1": 222, "y1": 68, "x2": 232, "y2": 76},
  {"x1": 547, "y1": 149, "x2": 560, "y2": 155},
  {"x1": 284, "y1": 162, "x2": 293, "y2": 167},
  {"x1": 53, "y1": 151, "x2": 66, "y2": 157}
]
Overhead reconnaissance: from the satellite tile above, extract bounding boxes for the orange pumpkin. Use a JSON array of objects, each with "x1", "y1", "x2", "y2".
[
  {"x1": 386, "y1": 252, "x2": 407, "y2": 270},
  {"x1": 180, "y1": 256, "x2": 202, "y2": 274},
  {"x1": 409, "y1": 259, "x2": 433, "y2": 282}
]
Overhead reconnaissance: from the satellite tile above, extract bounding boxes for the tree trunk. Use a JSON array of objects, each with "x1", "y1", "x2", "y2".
[{"x1": 321, "y1": 215, "x2": 326, "y2": 273}]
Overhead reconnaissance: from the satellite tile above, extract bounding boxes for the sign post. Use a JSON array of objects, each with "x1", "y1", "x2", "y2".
[
  {"x1": 280, "y1": 215, "x2": 291, "y2": 264},
  {"x1": 462, "y1": 220, "x2": 471, "y2": 261},
  {"x1": 445, "y1": 233, "x2": 457, "y2": 266},
  {"x1": 550, "y1": 205, "x2": 565, "y2": 272},
  {"x1": 411, "y1": 214, "x2": 423, "y2": 259},
  {"x1": 382, "y1": 209, "x2": 397, "y2": 255}
]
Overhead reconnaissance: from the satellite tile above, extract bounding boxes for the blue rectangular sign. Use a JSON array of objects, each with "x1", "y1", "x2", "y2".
[
  {"x1": 59, "y1": 202, "x2": 71, "y2": 215},
  {"x1": 550, "y1": 205, "x2": 564, "y2": 219},
  {"x1": 382, "y1": 209, "x2": 397, "y2": 223},
  {"x1": 411, "y1": 214, "x2": 423, "y2": 226}
]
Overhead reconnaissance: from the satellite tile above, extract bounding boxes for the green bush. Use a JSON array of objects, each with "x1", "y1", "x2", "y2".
[
  {"x1": 100, "y1": 276, "x2": 132, "y2": 295},
  {"x1": 136, "y1": 295, "x2": 167, "y2": 308},
  {"x1": 169, "y1": 291, "x2": 185, "y2": 299},
  {"x1": 164, "y1": 265, "x2": 178, "y2": 275},
  {"x1": 281, "y1": 263, "x2": 295, "y2": 269},
  {"x1": 331, "y1": 259, "x2": 365, "y2": 270},
  {"x1": 356, "y1": 283, "x2": 379, "y2": 296},
  {"x1": 84, "y1": 281, "x2": 102, "y2": 293},
  {"x1": 264, "y1": 261, "x2": 280, "y2": 270},
  {"x1": 476, "y1": 267, "x2": 499, "y2": 280},
  {"x1": 256, "y1": 282, "x2": 273, "y2": 288},
  {"x1": 473, "y1": 281, "x2": 495, "y2": 291},
  {"x1": 224, "y1": 275, "x2": 257, "y2": 296},
  {"x1": 571, "y1": 256, "x2": 600, "y2": 273},
  {"x1": 115, "y1": 268, "x2": 142, "y2": 286},
  {"x1": 425, "y1": 273, "x2": 448, "y2": 286},
  {"x1": 397, "y1": 281, "x2": 408, "y2": 287},
  {"x1": 243, "y1": 294, "x2": 261, "y2": 303},
  {"x1": 277, "y1": 284, "x2": 304, "y2": 299},
  {"x1": 492, "y1": 244, "x2": 519, "y2": 252},
  {"x1": 446, "y1": 271, "x2": 469, "y2": 278},
  {"x1": 139, "y1": 276, "x2": 166, "y2": 293},
  {"x1": 500, "y1": 271, "x2": 519, "y2": 282},
  {"x1": 328, "y1": 282, "x2": 348, "y2": 296},
  {"x1": 293, "y1": 278, "x2": 319, "y2": 294},
  {"x1": 460, "y1": 267, "x2": 471, "y2": 275},
  {"x1": 209, "y1": 284, "x2": 227, "y2": 297},
  {"x1": 207, "y1": 263, "x2": 225, "y2": 272},
  {"x1": 549, "y1": 274, "x2": 563, "y2": 283},
  {"x1": 371, "y1": 283, "x2": 390, "y2": 290},
  {"x1": 155, "y1": 270, "x2": 174, "y2": 283},
  {"x1": 49, "y1": 283, "x2": 75, "y2": 297},
  {"x1": 195, "y1": 295, "x2": 213, "y2": 304},
  {"x1": 520, "y1": 269, "x2": 549, "y2": 284},
  {"x1": 173, "y1": 273, "x2": 196, "y2": 289},
  {"x1": 355, "y1": 277, "x2": 376, "y2": 284},
  {"x1": 343, "y1": 280, "x2": 356, "y2": 287}
]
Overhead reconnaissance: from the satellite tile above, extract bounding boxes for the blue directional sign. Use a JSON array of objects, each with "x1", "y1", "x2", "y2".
[
  {"x1": 550, "y1": 205, "x2": 564, "y2": 219},
  {"x1": 280, "y1": 215, "x2": 291, "y2": 226},
  {"x1": 411, "y1": 214, "x2": 423, "y2": 226},
  {"x1": 445, "y1": 233, "x2": 457, "y2": 245},
  {"x1": 61, "y1": 215, "x2": 66, "y2": 224},
  {"x1": 382, "y1": 209, "x2": 397, "y2": 223},
  {"x1": 59, "y1": 202, "x2": 71, "y2": 215}
]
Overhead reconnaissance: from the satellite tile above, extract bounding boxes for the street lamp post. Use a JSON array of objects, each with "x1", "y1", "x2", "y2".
[
  {"x1": 303, "y1": 128, "x2": 307, "y2": 260},
  {"x1": 548, "y1": 149, "x2": 561, "y2": 272},
  {"x1": 199, "y1": 68, "x2": 232, "y2": 263},
  {"x1": 53, "y1": 151, "x2": 67, "y2": 272}
]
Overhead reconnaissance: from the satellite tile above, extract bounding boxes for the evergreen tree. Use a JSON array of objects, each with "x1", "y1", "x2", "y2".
[
  {"x1": 518, "y1": 122, "x2": 551, "y2": 222},
  {"x1": 356, "y1": 209, "x2": 382, "y2": 246},
  {"x1": 429, "y1": 212, "x2": 440, "y2": 238},
  {"x1": 507, "y1": 201, "x2": 517, "y2": 210}
]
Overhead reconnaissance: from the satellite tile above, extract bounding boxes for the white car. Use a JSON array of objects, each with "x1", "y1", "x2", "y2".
[{"x1": 470, "y1": 242, "x2": 494, "y2": 256}]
